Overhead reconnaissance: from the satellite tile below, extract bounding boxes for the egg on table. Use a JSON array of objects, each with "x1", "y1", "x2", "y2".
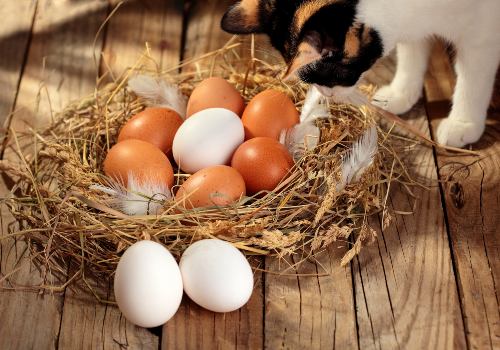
[
  {"x1": 242, "y1": 89, "x2": 299, "y2": 140},
  {"x1": 179, "y1": 239, "x2": 254, "y2": 313},
  {"x1": 118, "y1": 107, "x2": 183, "y2": 154},
  {"x1": 114, "y1": 241, "x2": 183, "y2": 328},
  {"x1": 104, "y1": 139, "x2": 174, "y2": 189},
  {"x1": 186, "y1": 77, "x2": 245, "y2": 118},
  {"x1": 172, "y1": 108, "x2": 245, "y2": 174},
  {"x1": 175, "y1": 165, "x2": 246, "y2": 209},
  {"x1": 231, "y1": 137, "x2": 294, "y2": 194}
]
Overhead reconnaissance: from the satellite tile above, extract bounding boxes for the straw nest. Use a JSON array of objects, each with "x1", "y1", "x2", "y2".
[{"x1": 0, "y1": 41, "x2": 419, "y2": 290}]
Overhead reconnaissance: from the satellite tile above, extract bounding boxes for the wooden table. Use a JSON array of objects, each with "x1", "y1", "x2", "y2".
[{"x1": 0, "y1": 1, "x2": 498, "y2": 349}]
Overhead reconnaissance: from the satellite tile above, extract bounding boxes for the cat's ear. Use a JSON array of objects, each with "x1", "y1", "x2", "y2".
[
  {"x1": 221, "y1": 0, "x2": 263, "y2": 34},
  {"x1": 283, "y1": 42, "x2": 322, "y2": 81}
]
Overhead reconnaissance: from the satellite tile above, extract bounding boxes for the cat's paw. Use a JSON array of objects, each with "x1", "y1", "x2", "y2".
[
  {"x1": 436, "y1": 118, "x2": 485, "y2": 148},
  {"x1": 372, "y1": 85, "x2": 421, "y2": 114}
]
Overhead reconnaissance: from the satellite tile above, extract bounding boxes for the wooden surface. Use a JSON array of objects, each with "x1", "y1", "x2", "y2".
[
  {"x1": 425, "y1": 42, "x2": 500, "y2": 350},
  {"x1": 0, "y1": 1, "x2": 499, "y2": 349},
  {"x1": 359, "y1": 57, "x2": 466, "y2": 349}
]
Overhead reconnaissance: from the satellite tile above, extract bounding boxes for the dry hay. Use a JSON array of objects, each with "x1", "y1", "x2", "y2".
[{"x1": 0, "y1": 39, "x2": 423, "y2": 293}]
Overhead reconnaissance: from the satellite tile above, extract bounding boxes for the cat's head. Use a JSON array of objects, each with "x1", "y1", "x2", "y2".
[{"x1": 221, "y1": 0, "x2": 383, "y2": 95}]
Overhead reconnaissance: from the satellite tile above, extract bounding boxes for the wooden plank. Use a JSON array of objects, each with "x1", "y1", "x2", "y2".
[
  {"x1": 0, "y1": 180, "x2": 64, "y2": 350},
  {"x1": 182, "y1": 0, "x2": 280, "y2": 72},
  {"x1": 0, "y1": 1, "x2": 123, "y2": 349},
  {"x1": 7, "y1": 0, "x2": 110, "y2": 132},
  {"x1": 256, "y1": 14, "x2": 357, "y2": 350},
  {"x1": 0, "y1": 1, "x2": 105, "y2": 349},
  {"x1": 265, "y1": 249, "x2": 358, "y2": 349},
  {"x1": 424, "y1": 41, "x2": 456, "y2": 103},
  {"x1": 163, "y1": 267, "x2": 264, "y2": 349},
  {"x1": 0, "y1": 2, "x2": 61, "y2": 349},
  {"x1": 173, "y1": 1, "x2": 356, "y2": 348},
  {"x1": 58, "y1": 281, "x2": 159, "y2": 349},
  {"x1": 102, "y1": 0, "x2": 184, "y2": 78},
  {"x1": 57, "y1": 1, "x2": 185, "y2": 349},
  {"x1": 0, "y1": 0, "x2": 36, "y2": 133},
  {"x1": 353, "y1": 56, "x2": 467, "y2": 349},
  {"x1": 182, "y1": 0, "x2": 234, "y2": 61},
  {"x1": 425, "y1": 47, "x2": 500, "y2": 350},
  {"x1": 162, "y1": 1, "x2": 265, "y2": 348}
]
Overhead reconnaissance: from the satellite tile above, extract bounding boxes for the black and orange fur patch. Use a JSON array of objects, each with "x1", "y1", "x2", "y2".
[{"x1": 221, "y1": 0, "x2": 383, "y2": 87}]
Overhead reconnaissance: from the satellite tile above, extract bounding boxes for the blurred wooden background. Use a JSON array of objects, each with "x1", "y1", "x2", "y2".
[{"x1": 0, "y1": 1, "x2": 498, "y2": 349}]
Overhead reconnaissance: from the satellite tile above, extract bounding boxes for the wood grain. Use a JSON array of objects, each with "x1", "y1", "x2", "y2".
[
  {"x1": 58, "y1": 281, "x2": 159, "y2": 349},
  {"x1": 424, "y1": 41, "x2": 456, "y2": 104},
  {"x1": 163, "y1": 267, "x2": 264, "y2": 350},
  {"x1": 265, "y1": 248, "x2": 358, "y2": 349},
  {"x1": 182, "y1": 0, "x2": 234, "y2": 61},
  {"x1": 0, "y1": 1, "x2": 112, "y2": 349},
  {"x1": 0, "y1": 0, "x2": 36, "y2": 131},
  {"x1": 181, "y1": 2, "x2": 358, "y2": 347},
  {"x1": 2, "y1": 2, "x2": 497, "y2": 349},
  {"x1": 0, "y1": 1, "x2": 156, "y2": 349},
  {"x1": 425, "y1": 47, "x2": 500, "y2": 350},
  {"x1": 182, "y1": 0, "x2": 280, "y2": 73},
  {"x1": 7, "y1": 0, "x2": 109, "y2": 133},
  {"x1": 58, "y1": 1, "x2": 186, "y2": 348},
  {"x1": 162, "y1": 1, "x2": 265, "y2": 348},
  {"x1": 102, "y1": 0, "x2": 184, "y2": 78},
  {"x1": 0, "y1": 185, "x2": 63, "y2": 350},
  {"x1": 354, "y1": 56, "x2": 467, "y2": 349}
]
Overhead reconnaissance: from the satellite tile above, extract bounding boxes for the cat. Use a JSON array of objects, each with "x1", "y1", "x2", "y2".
[{"x1": 221, "y1": 0, "x2": 500, "y2": 148}]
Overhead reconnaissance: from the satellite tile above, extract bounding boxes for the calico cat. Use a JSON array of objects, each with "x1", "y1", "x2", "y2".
[{"x1": 221, "y1": 0, "x2": 500, "y2": 148}]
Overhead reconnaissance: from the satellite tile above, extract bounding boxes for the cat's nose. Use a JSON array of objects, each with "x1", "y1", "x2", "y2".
[
  {"x1": 282, "y1": 42, "x2": 321, "y2": 82},
  {"x1": 283, "y1": 63, "x2": 300, "y2": 82}
]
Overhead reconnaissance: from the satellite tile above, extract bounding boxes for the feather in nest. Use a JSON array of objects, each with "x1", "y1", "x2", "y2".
[
  {"x1": 280, "y1": 86, "x2": 327, "y2": 160},
  {"x1": 336, "y1": 125, "x2": 378, "y2": 192},
  {"x1": 90, "y1": 173, "x2": 172, "y2": 216},
  {"x1": 128, "y1": 75, "x2": 187, "y2": 118},
  {"x1": 306, "y1": 85, "x2": 379, "y2": 191}
]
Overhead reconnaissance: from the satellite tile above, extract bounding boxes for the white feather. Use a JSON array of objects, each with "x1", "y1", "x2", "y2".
[
  {"x1": 280, "y1": 122, "x2": 321, "y2": 161},
  {"x1": 300, "y1": 86, "x2": 327, "y2": 123},
  {"x1": 91, "y1": 173, "x2": 171, "y2": 216},
  {"x1": 128, "y1": 75, "x2": 187, "y2": 118},
  {"x1": 280, "y1": 86, "x2": 329, "y2": 159},
  {"x1": 336, "y1": 125, "x2": 378, "y2": 192}
]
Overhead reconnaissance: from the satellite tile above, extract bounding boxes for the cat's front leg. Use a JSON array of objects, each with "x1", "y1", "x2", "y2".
[
  {"x1": 373, "y1": 39, "x2": 431, "y2": 114},
  {"x1": 436, "y1": 45, "x2": 499, "y2": 147}
]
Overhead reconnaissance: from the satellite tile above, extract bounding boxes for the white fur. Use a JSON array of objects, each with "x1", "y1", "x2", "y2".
[{"x1": 356, "y1": 0, "x2": 500, "y2": 147}]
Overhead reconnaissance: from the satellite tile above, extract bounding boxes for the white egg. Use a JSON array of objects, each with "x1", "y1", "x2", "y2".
[
  {"x1": 179, "y1": 239, "x2": 254, "y2": 313},
  {"x1": 172, "y1": 108, "x2": 244, "y2": 174},
  {"x1": 114, "y1": 240, "x2": 183, "y2": 328}
]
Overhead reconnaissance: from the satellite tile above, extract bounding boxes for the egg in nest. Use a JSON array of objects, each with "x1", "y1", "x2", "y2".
[
  {"x1": 118, "y1": 107, "x2": 183, "y2": 154},
  {"x1": 231, "y1": 137, "x2": 294, "y2": 194},
  {"x1": 175, "y1": 165, "x2": 246, "y2": 209}
]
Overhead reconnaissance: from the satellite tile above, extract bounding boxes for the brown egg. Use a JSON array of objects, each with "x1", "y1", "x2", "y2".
[
  {"x1": 186, "y1": 77, "x2": 245, "y2": 117},
  {"x1": 118, "y1": 107, "x2": 183, "y2": 154},
  {"x1": 242, "y1": 89, "x2": 299, "y2": 140},
  {"x1": 104, "y1": 139, "x2": 174, "y2": 188},
  {"x1": 231, "y1": 137, "x2": 294, "y2": 194},
  {"x1": 175, "y1": 165, "x2": 246, "y2": 209}
]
